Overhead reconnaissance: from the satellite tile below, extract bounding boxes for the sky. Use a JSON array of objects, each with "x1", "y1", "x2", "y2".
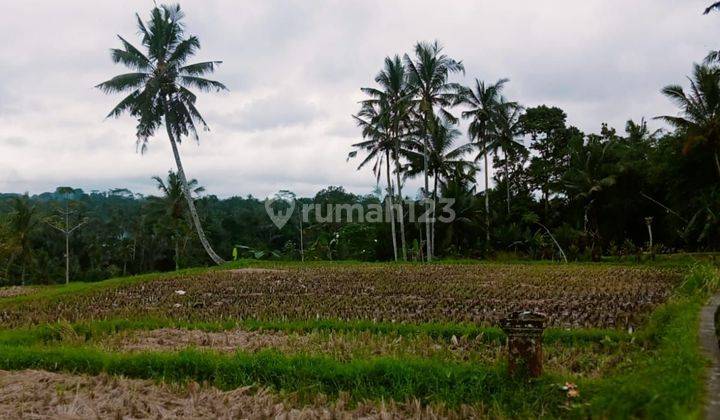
[{"x1": 0, "y1": 0, "x2": 718, "y2": 199}]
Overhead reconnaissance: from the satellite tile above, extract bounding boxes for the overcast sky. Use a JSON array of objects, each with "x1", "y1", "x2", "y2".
[{"x1": 0, "y1": 0, "x2": 718, "y2": 199}]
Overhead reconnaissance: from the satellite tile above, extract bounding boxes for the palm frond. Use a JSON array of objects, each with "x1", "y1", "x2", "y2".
[
  {"x1": 95, "y1": 73, "x2": 149, "y2": 94},
  {"x1": 180, "y1": 61, "x2": 223, "y2": 76},
  {"x1": 179, "y1": 76, "x2": 228, "y2": 92}
]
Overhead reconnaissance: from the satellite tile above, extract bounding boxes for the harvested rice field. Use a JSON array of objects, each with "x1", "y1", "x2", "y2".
[{"x1": 0, "y1": 262, "x2": 713, "y2": 419}]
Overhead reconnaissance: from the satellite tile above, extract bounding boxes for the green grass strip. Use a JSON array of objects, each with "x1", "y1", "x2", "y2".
[
  {"x1": 0, "y1": 344, "x2": 564, "y2": 411},
  {"x1": 0, "y1": 317, "x2": 630, "y2": 348},
  {"x1": 573, "y1": 264, "x2": 718, "y2": 418}
]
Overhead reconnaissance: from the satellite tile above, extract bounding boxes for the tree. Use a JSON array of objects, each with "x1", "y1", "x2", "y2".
[
  {"x1": 149, "y1": 171, "x2": 204, "y2": 270},
  {"x1": 456, "y1": 78, "x2": 509, "y2": 245},
  {"x1": 357, "y1": 55, "x2": 414, "y2": 261},
  {"x1": 351, "y1": 101, "x2": 400, "y2": 261},
  {"x1": 657, "y1": 64, "x2": 720, "y2": 179},
  {"x1": 520, "y1": 105, "x2": 576, "y2": 218},
  {"x1": 96, "y1": 3, "x2": 227, "y2": 265},
  {"x1": 5, "y1": 195, "x2": 38, "y2": 285},
  {"x1": 404, "y1": 41, "x2": 464, "y2": 260},
  {"x1": 564, "y1": 130, "x2": 618, "y2": 260},
  {"x1": 405, "y1": 117, "x2": 473, "y2": 254},
  {"x1": 491, "y1": 101, "x2": 526, "y2": 213}
]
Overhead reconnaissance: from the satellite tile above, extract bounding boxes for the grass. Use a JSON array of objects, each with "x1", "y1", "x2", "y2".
[
  {"x1": 0, "y1": 344, "x2": 568, "y2": 414},
  {"x1": 0, "y1": 317, "x2": 631, "y2": 348},
  {"x1": 577, "y1": 295, "x2": 707, "y2": 418}
]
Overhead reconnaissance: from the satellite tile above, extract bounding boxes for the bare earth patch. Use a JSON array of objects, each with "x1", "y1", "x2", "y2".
[
  {"x1": 107, "y1": 328, "x2": 303, "y2": 353},
  {"x1": 0, "y1": 286, "x2": 35, "y2": 299},
  {"x1": 0, "y1": 369, "x2": 485, "y2": 419},
  {"x1": 227, "y1": 268, "x2": 288, "y2": 274}
]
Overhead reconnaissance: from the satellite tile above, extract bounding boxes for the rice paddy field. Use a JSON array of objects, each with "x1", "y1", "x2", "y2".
[{"x1": 0, "y1": 261, "x2": 715, "y2": 419}]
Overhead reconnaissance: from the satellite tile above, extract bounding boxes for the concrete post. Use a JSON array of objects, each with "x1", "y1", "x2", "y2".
[{"x1": 500, "y1": 311, "x2": 547, "y2": 378}]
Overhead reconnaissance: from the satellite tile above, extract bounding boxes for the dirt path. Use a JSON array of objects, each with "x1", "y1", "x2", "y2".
[{"x1": 701, "y1": 293, "x2": 720, "y2": 420}]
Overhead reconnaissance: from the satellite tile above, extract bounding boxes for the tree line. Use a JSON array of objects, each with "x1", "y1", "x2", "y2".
[{"x1": 2, "y1": 2, "x2": 720, "y2": 284}]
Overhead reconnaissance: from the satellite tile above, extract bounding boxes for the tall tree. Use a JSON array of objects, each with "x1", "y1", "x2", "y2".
[
  {"x1": 520, "y1": 105, "x2": 576, "y2": 218},
  {"x1": 491, "y1": 101, "x2": 526, "y2": 213},
  {"x1": 404, "y1": 41, "x2": 464, "y2": 261},
  {"x1": 96, "y1": 4, "x2": 226, "y2": 265},
  {"x1": 657, "y1": 64, "x2": 720, "y2": 179},
  {"x1": 350, "y1": 102, "x2": 399, "y2": 261},
  {"x1": 457, "y1": 78, "x2": 509, "y2": 245},
  {"x1": 357, "y1": 56, "x2": 414, "y2": 261},
  {"x1": 564, "y1": 131, "x2": 618, "y2": 260},
  {"x1": 405, "y1": 118, "x2": 473, "y2": 254}
]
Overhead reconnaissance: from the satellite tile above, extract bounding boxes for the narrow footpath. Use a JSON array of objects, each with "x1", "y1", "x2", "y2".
[{"x1": 701, "y1": 292, "x2": 720, "y2": 420}]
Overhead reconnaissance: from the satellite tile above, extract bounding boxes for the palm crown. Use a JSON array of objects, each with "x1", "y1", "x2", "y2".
[
  {"x1": 658, "y1": 63, "x2": 720, "y2": 177},
  {"x1": 96, "y1": 4, "x2": 227, "y2": 152}
]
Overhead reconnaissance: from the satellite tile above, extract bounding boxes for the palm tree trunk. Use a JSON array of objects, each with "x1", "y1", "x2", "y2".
[
  {"x1": 432, "y1": 174, "x2": 438, "y2": 257},
  {"x1": 385, "y1": 151, "x2": 398, "y2": 262},
  {"x1": 174, "y1": 237, "x2": 180, "y2": 271},
  {"x1": 715, "y1": 151, "x2": 720, "y2": 179},
  {"x1": 505, "y1": 152, "x2": 511, "y2": 214},
  {"x1": 484, "y1": 146, "x2": 490, "y2": 245},
  {"x1": 394, "y1": 137, "x2": 407, "y2": 261},
  {"x1": 299, "y1": 214, "x2": 305, "y2": 262},
  {"x1": 423, "y1": 137, "x2": 432, "y2": 262},
  {"x1": 164, "y1": 108, "x2": 225, "y2": 266}
]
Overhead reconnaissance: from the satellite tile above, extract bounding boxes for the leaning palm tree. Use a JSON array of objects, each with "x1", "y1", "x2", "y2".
[
  {"x1": 96, "y1": 4, "x2": 226, "y2": 265},
  {"x1": 358, "y1": 55, "x2": 414, "y2": 261},
  {"x1": 404, "y1": 41, "x2": 464, "y2": 261},
  {"x1": 491, "y1": 101, "x2": 526, "y2": 213},
  {"x1": 456, "y1": 78, "x2": 510, "y2": 245},
  {"x1": 657, "y1": 64, "x2": 720, "y2": 179}
]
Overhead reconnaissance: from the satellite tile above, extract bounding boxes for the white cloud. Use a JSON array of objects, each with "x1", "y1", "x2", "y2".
[{"x1": 0, "y1": 0, "x2": 718, "y2": 198}]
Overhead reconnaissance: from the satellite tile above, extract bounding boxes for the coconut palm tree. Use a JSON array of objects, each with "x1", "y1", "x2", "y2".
[
  {"x1": 96, "y1": 4, "x2": 226, "y2": 265},
  {"x1": 350, "y1": 102, "x2": 399, "y2": 260},
  {"x1": 657, "y1": 64, "x2": 720, "y2": 179},
  {"x1": 405, "y1": 118, "x2": 474, "y2": 253},
  {"x1": 149, "y1": 171, "x2": 204, "y2": 270},
  {"x1": 404, "y1": 41, "x2": 464, "y2": 260},
  {"x1": 564, "y1": 136, "x2": 617, "y2": 260},
  {"x1": 491, "y1": 101, "x2": 526, "y2": 213},
  {"x1": 357, "y1": 56, "x2": 414, "y2": 261},
  {"x1": 456, "y1": 78, "x2": 510, "y2": 245}
]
